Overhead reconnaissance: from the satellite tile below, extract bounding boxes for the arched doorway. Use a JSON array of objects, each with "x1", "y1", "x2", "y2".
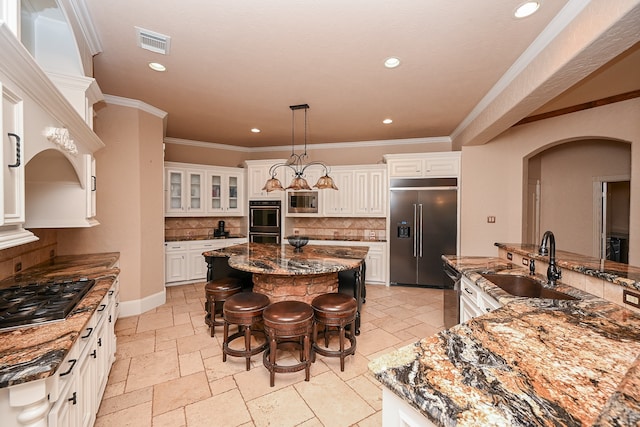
[{"x1": 525, "y1": 138, "x2": 631, "y2": 260}]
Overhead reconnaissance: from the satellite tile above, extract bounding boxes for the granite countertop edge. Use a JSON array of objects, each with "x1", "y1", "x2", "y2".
[
  {"x1": 369, "y1": 255, "x2": 640, "y2": 426},
  {"x1": 0, "y1": 253, "x2": 121, "y2": 389},
  {"x1": 495, "y1": 242, "x2": 640, "y2": 290},
  {"x1": 165, "y1": 235, "x2": 387, "y2": 243}
]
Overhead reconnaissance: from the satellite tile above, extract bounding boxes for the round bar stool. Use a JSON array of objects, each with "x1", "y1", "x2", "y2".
[
  {"x1": 262, "y1": 301, "x2": 314, "y2": 387},
  {"x1": 204, "y1": 277, "x2": 242, "y2": 337},
  {"x1": 222, "y1": 292, "x2": 270, "y2": 371},
  {"x1": 311, "y1": 293, "x2": 357, "y2": 371}
]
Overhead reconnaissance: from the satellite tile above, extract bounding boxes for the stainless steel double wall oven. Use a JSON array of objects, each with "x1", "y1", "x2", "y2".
[{"x1": 249, "y1": 200, "x2": 281, "y2": 243}]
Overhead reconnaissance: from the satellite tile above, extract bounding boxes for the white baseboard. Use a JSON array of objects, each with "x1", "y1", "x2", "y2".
[{"x1": 118, "y1": 289, "x2": 167, "y2": 317}]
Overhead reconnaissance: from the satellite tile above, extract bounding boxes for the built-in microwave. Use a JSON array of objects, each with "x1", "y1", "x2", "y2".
[{"x1": 288, "y1": 191, "x2": 318, "y2": 213}]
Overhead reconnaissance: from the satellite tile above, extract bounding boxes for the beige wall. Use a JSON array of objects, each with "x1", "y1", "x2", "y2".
[
  {"x1": 57, "y1": 103, "x2": 165, "y2": 303},
  {"x1": 534, "y1": 140, "x2": 630, "y2": 256},
  {"x1": 461, "y1": 98, "x2": 640, "y2": 265}
]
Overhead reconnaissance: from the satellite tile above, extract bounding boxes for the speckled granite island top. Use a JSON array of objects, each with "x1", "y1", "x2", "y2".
[
  {"x1": 369, "y1": 256, "x2": 640, "y2": 426},
  {"x1": 203, "y1": 242, "x2": 368, "y2": 275},
  {"x1": 0, "y1": 253, "x2": 120, "y2": 388}
]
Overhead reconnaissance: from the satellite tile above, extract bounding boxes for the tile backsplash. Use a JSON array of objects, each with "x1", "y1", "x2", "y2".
[
  {"x1": 285, "y1": 217, "x2": 386, "y2": 240},
  {"x1": 164, "y1": 217, "x2": 246, "y2": 240},
  {"x1": 0, "y1": 230, "x2": 57, "y2": 281}
]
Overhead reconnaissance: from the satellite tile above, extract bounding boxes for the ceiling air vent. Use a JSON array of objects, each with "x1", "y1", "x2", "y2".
[{"x1": 135, "y1": 26, "x2": 171, "y2": 55}]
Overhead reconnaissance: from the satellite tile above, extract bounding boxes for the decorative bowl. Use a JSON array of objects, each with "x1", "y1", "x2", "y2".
[{"x1": 287, "y1": 235, "x2": 309, "y2": 253}]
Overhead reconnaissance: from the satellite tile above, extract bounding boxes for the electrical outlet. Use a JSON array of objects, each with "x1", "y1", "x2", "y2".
[
  {"x1": 507, "y1": 252, "x2": 513, "y2": 261},
  {"x1": 624, "y1": 290, "x2": 640, "y2": 308},
  {"x1": 14, "y1": 262, "x2": 22, "y2": 273},
  {"x1": 487, "y1": 216, "x2": 496, "y2": 223},
  {"x1": 522, "y1": 258, "x2": 529, "y2": 266}
]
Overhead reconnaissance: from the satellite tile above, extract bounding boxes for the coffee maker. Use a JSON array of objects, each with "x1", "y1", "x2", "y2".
[{"x1": 213, "y1": 220, "x2": 229, "y2": 238}]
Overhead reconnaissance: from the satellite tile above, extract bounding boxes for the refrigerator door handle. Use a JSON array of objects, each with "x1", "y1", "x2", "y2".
[
  {"x1": 419, "y1": 203, "x2": 423, "y2": 257},
  {"x1": 413, "y1": 204, "x2": 417, "y2": 257}
]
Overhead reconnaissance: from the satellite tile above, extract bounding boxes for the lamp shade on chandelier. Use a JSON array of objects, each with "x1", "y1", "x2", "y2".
[{"x1": 262, "y1": 104, "x2": 338, "y2": 192}]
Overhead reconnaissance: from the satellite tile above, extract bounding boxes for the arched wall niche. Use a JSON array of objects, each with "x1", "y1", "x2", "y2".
[{"x1": 522, "y1": 138, "x2": 631, "y2": 257}]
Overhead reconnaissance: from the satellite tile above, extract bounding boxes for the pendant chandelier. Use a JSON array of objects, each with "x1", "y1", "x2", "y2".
[{"x1": 262, "y1": 104, "x2": 338, "y2": 192}]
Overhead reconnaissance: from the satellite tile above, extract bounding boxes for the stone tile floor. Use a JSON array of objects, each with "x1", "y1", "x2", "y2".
[{"x1": 95, "y1": 283, "x2": 445, "y2": 427}]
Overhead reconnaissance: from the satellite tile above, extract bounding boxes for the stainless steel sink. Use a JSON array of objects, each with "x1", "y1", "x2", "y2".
[{"x1": 480, "y1": 273, "x2": 578, "y2": 300}]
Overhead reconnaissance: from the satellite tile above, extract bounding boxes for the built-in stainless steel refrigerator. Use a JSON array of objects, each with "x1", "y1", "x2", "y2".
[{"x1": 390, "y1": 178, "x2": 458, "y2": 287}]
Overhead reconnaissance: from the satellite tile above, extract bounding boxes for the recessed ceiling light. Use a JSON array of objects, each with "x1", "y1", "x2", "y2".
[
  {"x1": 148, "y1": 62, "x2": 166, "y2": 72},
  {"x1": 384, "y1": 57, "x2": 401, "y2": 69},
  {"x1": 514, "y1": 1, "x2": 540, "y2": 18},
  {"x1": 383, "y1": 118, "x2": 393, "y2": 124},
  {"x1": 251, "y1": 128, "x2": 261, "y2": 133}
]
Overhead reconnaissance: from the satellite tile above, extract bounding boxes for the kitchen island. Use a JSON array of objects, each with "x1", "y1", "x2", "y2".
[
  {"x1": 203, "y1": 242, "x2": 368, "y2": 330},
  {"x1": 369, "y1": 255, "x2": 640, "y2": 426}
]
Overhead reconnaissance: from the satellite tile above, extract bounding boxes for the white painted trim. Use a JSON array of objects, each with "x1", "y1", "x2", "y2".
[
  {"x1": 62, "y1": 0, "x2": 103, "y2": 55},
  {"x1": 0, "y1": 23, "x2": 104, "y2": 152},
  {"x1": 118, "y1": 289, "x2": 167, "y2": 318},
  {"x1": 164, "y1": 136, "x2": 451, "y2": 153},
  {"x1": 451, "y1": 0, "x2": 591, "y2": 141},
  {"x1": 103, "y1": 94, "x2": 168, "y2": 119},
  {"x1": 164, "y1": 137, "x2": 251, "y2": 152}
]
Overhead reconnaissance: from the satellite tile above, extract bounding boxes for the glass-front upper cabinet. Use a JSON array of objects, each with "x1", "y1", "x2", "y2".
[
  {"x1": 164, "y1": 162, "x2": 244, "y2": 217},
  {"x1": 207, "y1": 172, "x2": 243, "y2": 215},
  {"x1": 165, "y1": 168, "x2": 205, "y2": 215}
]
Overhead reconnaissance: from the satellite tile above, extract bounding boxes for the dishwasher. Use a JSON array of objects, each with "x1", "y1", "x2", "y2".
[{"x1": 442, "y1": 262, "x2": 461, "y2": 328}]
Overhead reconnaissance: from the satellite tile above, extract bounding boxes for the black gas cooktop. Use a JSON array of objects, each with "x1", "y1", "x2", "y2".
[{"x1": 0, "y1": 278, "x2": 96, "y2": 330}]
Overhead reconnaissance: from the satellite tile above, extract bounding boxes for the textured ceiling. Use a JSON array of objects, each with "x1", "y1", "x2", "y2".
[{"x1": 83, "y1": 0, "x2": 636, "y2": 149}]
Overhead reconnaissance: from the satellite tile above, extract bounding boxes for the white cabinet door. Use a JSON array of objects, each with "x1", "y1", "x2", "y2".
[
  {"x1": 364, "y1": 244, "x2": 386, "y2": 284},
  {"x1": 188, "y1": 250, "x2": 208, "y2": 280},
  {"x1": 207, "y1": 170, "x2": 244, "y2": 216},
  {"x1": 185, "y1": 170, "x2": 205, "y2": 214},
  {"x1": 244, "y1": 159, "x2": 286, "y2": 200},
  {"x1": 459, "y1": 292, "x2": 481, "y2": 323},
  {"x1": 165, "y1": 167, "x2": 206, "y2": 215},
  {"x1": 387, "y1": 158, "x2": 423, "y2": 177},
  {"x1": 423, "y1": 156, "x2": 459, "y2": 177},
  {"x1": 354, "y1": 168, "x2": 386, "y2": 217},
  {"x1": 1, "y1": 83, "x2": 24, "y2": 225},
  {"x1": 385, "y1": 153, "x2": 460, "y2": 178},
  {"x1": 165, "y1": 249, "x2": 188, "y2": 283},
  {"x1": 323, "y1": 170, "x2": 353, "y2": 216},
  {"x1": 85, "y1": 154, "x2": 96, "y2": 219},
  {"x1": 165, "y1": 168, "x2": 185, "y2": 214}
]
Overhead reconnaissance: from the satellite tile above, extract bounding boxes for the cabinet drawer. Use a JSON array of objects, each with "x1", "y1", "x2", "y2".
[
  {"x1": 460, "y1": 276, "x2": 482, "y2": 306},
  {"x1": 479, "y1": 292, "x2": 501, "y2": 315},
  {"x1": 165, "y1": 243, "x2": 188, "y2": 252}
]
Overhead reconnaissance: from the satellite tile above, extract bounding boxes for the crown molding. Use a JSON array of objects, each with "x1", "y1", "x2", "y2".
[
  {"x1": 163, "y1": 136, "x2": 451, "y2": 153},
  {"x1": 62, "y1": 0, "x2": 103, "y2": 55},
  {"x1": 103, "y1": 95, "x2": 168, "y2": 119}
]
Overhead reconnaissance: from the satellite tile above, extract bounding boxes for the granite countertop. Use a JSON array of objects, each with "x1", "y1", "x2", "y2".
[
  {"x1": 369, "y1": 256, "x2": 640, "y2": 426},
  {"x1": 305, "y1": 235, "x2": 387, "y2": 243},
  {"x1": 165, "y1": 234, "x2": 246, "y2": 242},
  {"x1": 0, "y1": 253, "x2": 120, "y2": 388},
  {"x1": 203, "y1": 242, "x2": 368, "y2": 275},
  {"x1": 496, "y1": 242, "x2": 640, "y2": 291}
]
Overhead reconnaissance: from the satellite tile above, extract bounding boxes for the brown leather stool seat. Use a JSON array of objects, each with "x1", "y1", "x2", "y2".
[
  {"x1": 222, "y1": 292, "x2": 270, "y2": 371},
  {"x1": 204, "y1": 277, "x2": 242, "y2": 337},
  {"x1": 311, "y1": 293, "x2": 357, "y2": 371},
  {"x1": 262, "y1": 301, "x2": 314, "y2": 387}
]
